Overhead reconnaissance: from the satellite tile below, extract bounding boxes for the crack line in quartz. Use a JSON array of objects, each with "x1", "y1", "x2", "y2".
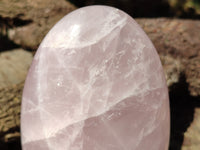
[{"x1": 89, "y1": 107, "x2": 128, "y2": 150}]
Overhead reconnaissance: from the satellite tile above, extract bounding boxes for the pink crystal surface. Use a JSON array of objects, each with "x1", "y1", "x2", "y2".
[{"x1": 21, "y1": 6, "x2": 170, "y2": 150}]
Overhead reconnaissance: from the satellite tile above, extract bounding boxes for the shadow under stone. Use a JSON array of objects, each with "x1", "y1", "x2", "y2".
[{"x1": 169, "y1": 74, "x2": 200, "y2": 150}]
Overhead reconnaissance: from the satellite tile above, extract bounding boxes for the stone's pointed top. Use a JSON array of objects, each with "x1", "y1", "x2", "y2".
[{"x1": 21, "y1": 6, "x2": 170, "y2": 150}]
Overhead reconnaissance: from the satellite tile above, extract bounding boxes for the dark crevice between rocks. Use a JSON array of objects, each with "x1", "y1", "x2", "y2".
[
  {"x1": 169, "y1": 73, "x2": 200, "y2": 150},
  {"x1": 0, "y1": 35, "x2": 20, "y2": 52},
  {"x1": 0, "y1": 138, "x2": 21, "y2": 150},
  {"x1": 0, "y1": 127, "x2": 21, "y2": 150},
  {"x1": 0, "y1": 16, "x2": 32, "y2": 28},
  {"x1": 0, "y1": 33, "x2": 36, "y2": 53},
  {"x1": 0, "y1": 16, "x2": 33, "y2": 52}
]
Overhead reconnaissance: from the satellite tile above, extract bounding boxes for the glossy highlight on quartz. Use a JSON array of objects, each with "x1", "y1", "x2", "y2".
[{"x1": 21, "y1": 5, "x2": 170, "y2": 150}]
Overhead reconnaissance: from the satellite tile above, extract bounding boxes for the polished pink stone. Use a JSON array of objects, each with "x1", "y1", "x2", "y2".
[{"x1": 21, "y1": 6, "x2": 170, "y2": 150}]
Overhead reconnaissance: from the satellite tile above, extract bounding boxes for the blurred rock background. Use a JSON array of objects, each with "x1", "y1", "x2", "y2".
[{"x1": 0, "y1": 0, "x2": 199, "y2": 150}]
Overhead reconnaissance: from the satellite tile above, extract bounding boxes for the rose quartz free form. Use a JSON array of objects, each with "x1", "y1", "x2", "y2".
[{"x1": 21, "y1": 6, "x2": 170, "y2": 150}]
